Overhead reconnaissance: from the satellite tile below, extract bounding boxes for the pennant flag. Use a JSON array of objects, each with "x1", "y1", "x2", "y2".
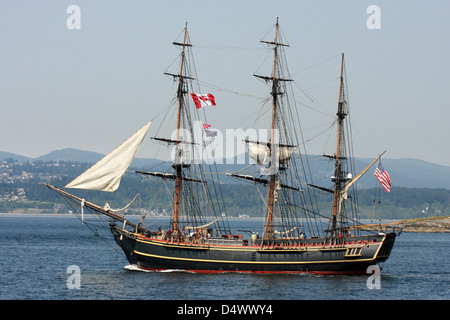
[
  {"x1": 203, "y1": 124, "x2": 211, "y2": 130},
  {"x1": 190, "y1": 93, "x2": 216, "y2": 109},
  {"x1": 374, "y1": 160, "x2": 391, "y2": 193}
]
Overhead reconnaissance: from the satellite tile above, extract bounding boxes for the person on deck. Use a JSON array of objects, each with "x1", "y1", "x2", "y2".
[{"x1": 251, "y1": 232, "x2": 257, "y2": 245}]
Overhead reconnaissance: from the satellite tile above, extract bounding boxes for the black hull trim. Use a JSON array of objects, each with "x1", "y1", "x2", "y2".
[
  {"x1": 132, "y1": 256, "x2": 379, "y2": 275},
  {"x1": 110, "y1": 224, "x2": 396, "y2": 275}
]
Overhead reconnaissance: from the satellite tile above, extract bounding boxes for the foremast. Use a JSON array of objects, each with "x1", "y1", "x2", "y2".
[{"x1": 143, "y1": 23, "x2": 230, "y2": 237}]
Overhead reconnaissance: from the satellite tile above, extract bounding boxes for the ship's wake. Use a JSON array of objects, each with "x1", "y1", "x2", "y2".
[{"x1": 123, "y1": 264, "x2": 195, "y2": 273}]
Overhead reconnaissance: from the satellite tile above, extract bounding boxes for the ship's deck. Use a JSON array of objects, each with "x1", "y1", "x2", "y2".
[{"x1": 134, "y1": 232, "x2": 385, "y2": 250}]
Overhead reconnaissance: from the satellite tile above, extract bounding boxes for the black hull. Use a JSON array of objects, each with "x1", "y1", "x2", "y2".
[{"x1": 110, "y1": 223, "x2": 396, "y2": 275}]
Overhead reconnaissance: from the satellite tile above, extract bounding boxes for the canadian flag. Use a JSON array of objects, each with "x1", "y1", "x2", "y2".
[{"x1": 190, "y1": 93, "x2": 216, "y2": 109}]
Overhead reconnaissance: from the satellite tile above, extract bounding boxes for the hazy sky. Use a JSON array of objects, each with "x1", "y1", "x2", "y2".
[{"x1": 1, "y1": 1, "x2": 449, "y2": 166}]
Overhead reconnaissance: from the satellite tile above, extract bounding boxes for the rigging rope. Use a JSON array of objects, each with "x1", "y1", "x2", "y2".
[
  {"x1": 103, "y1": 193, "x2": 139, "y2": 213},
  {"x1": 60, "y1": 193, "x2": 125, "y2": 256}
]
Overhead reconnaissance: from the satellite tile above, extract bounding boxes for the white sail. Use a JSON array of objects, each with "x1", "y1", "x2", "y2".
[
  {"x1": 65, "y1": 121, "x2": 152, "y2": 192},
  {"x1": 340, "y1": 153, "x2": 383, "y2": 200},
  {"x1": 278, "y1": 146, "x2": 293, "y2": 164},
  {"x1": 248, "y1": 142, "x2": 270, "y2": 165},
  {"x1": 247, "y1": 142, "x2": 293, "y2": 165}
]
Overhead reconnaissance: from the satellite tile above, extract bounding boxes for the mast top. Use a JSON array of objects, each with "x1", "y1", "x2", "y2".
[
  {"x1": 260, "y1": 18, "x2": 289, "y2": 47},
  {"x1": 336, "y1": 53, "x2": 347, "y2": 120}
]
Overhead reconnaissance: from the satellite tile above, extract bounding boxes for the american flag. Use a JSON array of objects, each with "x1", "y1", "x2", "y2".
[{"x1": 374, "y1": 160, "x2": 391, "y2": 193}]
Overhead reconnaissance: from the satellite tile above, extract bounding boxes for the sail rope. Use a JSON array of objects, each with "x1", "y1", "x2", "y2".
[
  {"x1": 103, "y1": 193, "x2": 139, "y2": 213},
  {"x1": 79, "y1": 217, "x2": 124, "y2": 256},
  {"x1": 136, "y1": 182, "x2": 168, "y2": 230},
  {"x1": 199, "y1": 80, "x2": 265, "y2": 100},
  {"x1": 291, "y1": 53, "x2": 342, "y2": 76},
  {"x1": 184, "y1": 216, "x2": 222, "y2": 231},
  {"x1": 57, "y1": 192, "x2": 125, "y2": 256}
]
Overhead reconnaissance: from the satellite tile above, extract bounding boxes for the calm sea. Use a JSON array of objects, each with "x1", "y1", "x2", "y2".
[{"x1": 0, "y1": 214, "x2": 448, "y2": 301}]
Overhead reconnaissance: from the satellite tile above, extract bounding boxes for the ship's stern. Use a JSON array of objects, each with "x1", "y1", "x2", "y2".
[{"x1": 374, "y1": 232, "x2": 397, "y2": 263}]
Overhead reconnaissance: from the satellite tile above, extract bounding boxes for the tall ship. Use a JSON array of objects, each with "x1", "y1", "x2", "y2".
[{"x1": 44, "y1": 20, "x2": 400, "y2": 274}]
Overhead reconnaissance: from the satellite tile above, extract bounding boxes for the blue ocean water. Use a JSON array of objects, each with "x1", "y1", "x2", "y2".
[{"x1": 0, "y1": 214, "x2": 448, "y2": 300}]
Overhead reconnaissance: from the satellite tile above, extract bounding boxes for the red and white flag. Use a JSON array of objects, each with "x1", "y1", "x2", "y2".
[
  {"x1": 190, "y1": 93, "x2": 216, "y2": 109},
  {"x1": 374, "y1": 160, "x2": 391, "y2": 193},
  {"x1": 203, "y1": 124, "x2": 211, "y2": 129}
]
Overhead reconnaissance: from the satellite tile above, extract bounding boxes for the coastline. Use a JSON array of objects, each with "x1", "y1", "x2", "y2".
[
  {"x1": 2, "y1": 212, "x2": 449, "y2": 233},
  {"x1": 396, "y1": 216, "x2": 450, "y2": 233}
]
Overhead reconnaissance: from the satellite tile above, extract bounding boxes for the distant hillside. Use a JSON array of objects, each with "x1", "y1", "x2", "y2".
[
  {"x1": 379, "y1": 158, "x2": 450, "y2": 189},
  {"x1": 1, "y1": 148, "x2": 450, "y2": 189},
  {"x1": 216, "y1": 154, "x2": 450, "y2": 190},
  {"x1": 35, "y1": 148, "x2": 103, "y2": 163},
  {"x1": 342, "y1": 157, "x2": 450, "y2": 189},
  {"x1": 312, "y1": 156, "x2": 450, "y2": 189},
  {"x1": 0, "y1": 148, "x2": 162, "y2": 169},
  {"x1": 1, "y1": 152, "x2": 449, "y2": 219},
  {"x1": 0, "y1": 151, "x2": 31, "y2": 163}
]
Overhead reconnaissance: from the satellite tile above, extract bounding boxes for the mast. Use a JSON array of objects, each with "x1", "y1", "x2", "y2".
[
  {"x1": 331, "y1": 53, "x2": 347, "y2": 235},
  {"x1": 172, "y1": 22, "x2": 189, "y2": 234},
  {"x1": 233, "y1": 18, "x2": 302, "y2": 239},
  {"x1": 146, "y1": 23, "x2": 230, "y2": 236},
  {"x1": 253, "y1": 18, "x2": 293, "y2": 240},
  {"x1": 265, "y1": 18, "x2": 280, "y2": 240}
]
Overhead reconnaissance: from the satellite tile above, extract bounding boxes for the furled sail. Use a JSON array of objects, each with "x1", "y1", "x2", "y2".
[
  {"x1": 65, "y1": 121, "x2": 152, "y2": 192},
  {"x1": 184, "y1": 217, "x2": 221, "y2": 230},
  {"x1": 248, "y1": 142, "x2": 270, "y2": 165},
  {"x1": 278, "y1": 146, "x2": 294, "y2": 164},
  {"x1": 340, "y1": 153, "x2": 384, "y2": 200},
  {"x1": 247, "y1": 141, "x2": 294, "y2": 165},
  {"x1": 173, "y1": 144, "x2": 191, "y2": 165},
  {"x1": 336, "y1": 153, "x2": 385, "y2": 219}
]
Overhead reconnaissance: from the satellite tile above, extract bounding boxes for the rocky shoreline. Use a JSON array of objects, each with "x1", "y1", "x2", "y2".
[{"x1": 396, "y1": 216, "x2": 450, "y2": 233}]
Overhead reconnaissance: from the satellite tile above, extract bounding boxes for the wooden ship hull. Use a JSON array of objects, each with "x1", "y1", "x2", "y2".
[{"x1": 110, "y1": 222, "x2": 396, "y2": 275}]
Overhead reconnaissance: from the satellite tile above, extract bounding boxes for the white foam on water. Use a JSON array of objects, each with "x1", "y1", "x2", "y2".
[{"x1": 123, "y1": 264, "x2": 194, "y2": 273}]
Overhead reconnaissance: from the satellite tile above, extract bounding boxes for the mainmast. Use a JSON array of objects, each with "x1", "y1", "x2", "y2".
[
  {"x1": 266, "y1": 18, "x2": 280, "y2": 240},
  {"x1": 331, "y1": 53, "x2": 347, "y2": 235},
  {"x1": 254, "y1": 18, "x2": 291, "y2": 240},
  {"x1": 230, "y1": 18, "x2": 302, "y2": 240}
]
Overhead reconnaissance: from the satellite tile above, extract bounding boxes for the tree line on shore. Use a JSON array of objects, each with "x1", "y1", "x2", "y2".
[{"x1": 1, "y1": 172, "x2": 448, "y2": 220}]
